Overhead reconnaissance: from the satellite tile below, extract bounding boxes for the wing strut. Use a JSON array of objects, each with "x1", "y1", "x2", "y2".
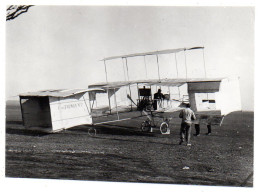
[
  {"x1": 104, "y1": 60, "x2": 108, "y2": 83},
  {"x1": 202, "y1": 48, "x2": 207, "y2": 78},
  {"x1": 105, "y1": 89, "x2": 111, "y2": 114},
  {"x1": 114, "y1": 88, "x2": 119, "y2": 120},
  {"x1": 82, "y1": 95, "x2": 91, "y2": 114},
  {"x1": 19, "y1": 97, "x2": 25, "y2": 126},
  {"x1": 144, "y1": 56, "x2": 148, "y2": 79},
  {"x1": 156, "y1": 54, "x2": 161, "y2": 81},
  {"x1": 174, "y1": 53, "x2": 179, "y2": 78},
  {"x1": 125, "y1": 58, "x2": 133, "y2": 111},
  {"x1": 104, "y1": 60, "x2": 112, "y2": 114},
  {"x1": 184, "y1": 50, "x2": 188, "y2": 80},
  {"x1": 122, "y1": 58, "x2": 127, "y2": 81}
]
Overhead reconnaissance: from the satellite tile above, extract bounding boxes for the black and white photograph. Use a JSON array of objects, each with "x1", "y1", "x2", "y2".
[{"x1": 2, "y1": 1, "x2": 257, "y2": 191}]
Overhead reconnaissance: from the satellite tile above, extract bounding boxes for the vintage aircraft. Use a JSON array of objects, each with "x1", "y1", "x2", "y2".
[
  {"x1": 86, "y1": 47, "x2": 241, "y2": 134},
  {"x1": 19, "y1": 47, "x2": 241, "y2": 135}
]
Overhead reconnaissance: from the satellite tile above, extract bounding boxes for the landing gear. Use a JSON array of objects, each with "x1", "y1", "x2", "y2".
[
  {"x1": 141, "y1": 120, "x2": 151, "y2": 132},
  {"x1": 160, "y1": 118, "x2": 171, "y2": 134},
  {"x1": 88, "y1": 127, "x2": 97, "y2": 136},
  {"x1": 160, "y1": 122, "x2": 169, "y2": 134},
  {"x1": 141, "y1": 118, "x2": 171, "y2": 134}
]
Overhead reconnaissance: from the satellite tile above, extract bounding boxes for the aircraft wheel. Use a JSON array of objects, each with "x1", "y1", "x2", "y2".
[
  {"x1": 160, "y1": 122, "x2": 169, "y2": 134},
  {"x1": 88, "y1": 127, "x2": 97, "y2": 136},
  {"x1": 141, "y1": 121, "x2": 151, "y2": 132}
]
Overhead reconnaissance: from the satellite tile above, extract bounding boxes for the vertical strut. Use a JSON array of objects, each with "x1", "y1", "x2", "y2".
[
  {"x1": 104, "y1": 60, "x2": 108, "y2": 83},
  {"x1": 114, "y1": 88, "x2": 119, "y2": 120},
  {"x1": 202, "y1": 48, "x2": 207, "y2": 78},
  {"x1": 104, "y1": 60, "x2": 111, "y2": 113},
  {"x1": 125, "y1": 58, "x2": 132, "y2": 111},
  {"x1": 202, "y1": 48, "x2": 208, "y2": 100},
  {"x1": 122, "y1": 58, "x2": 129, "y2": 108},
  {"x1": 88, "y1": 94, "x2": 92, "y2": 113},
  {"x1": 178, "y1": 86, "x2": 181, "y2": 101},
  {"x1": 144, "y1": 56, "x2": 148, "y2": 79},
  {"x1": 107, "y1": 88, "x2": 112, "y2": 114},
  {"x1": 82, "y1": 95, "x2": 90, "y2": 114},
  {"x1": 156, "y1": 54, "x2": 161, "y2": 81},
  {"x1": 184, "y1": 49, "x2": 187, "y2": 80},
  {"x1": 137, "y1": 83, "x2": 140, "y2": 101},
  {"x1": 125, "y1": 58, "x2": 130, "y2": 81},
  {"x1": 122, "y1": 58, "x2": 127, "y2": 81},
  {"x1": 174, "y1": 53, "x2": 179, "y2": 78},
  {"x1": 19, "y1": 97, "x2": 25, "y2": 126}
]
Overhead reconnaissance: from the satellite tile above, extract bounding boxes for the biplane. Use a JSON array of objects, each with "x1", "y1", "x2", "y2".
[{"x1": 19, "y1": 47, "x2": 241, "y2": 134}]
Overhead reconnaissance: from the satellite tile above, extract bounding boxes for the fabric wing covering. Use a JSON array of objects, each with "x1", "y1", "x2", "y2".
[
  {"x1": 19, "y1": 88, "x2": 105, "y2": 132},
  {"x1": 102, "y1": 47, "x2": 204, "y2": 61}
]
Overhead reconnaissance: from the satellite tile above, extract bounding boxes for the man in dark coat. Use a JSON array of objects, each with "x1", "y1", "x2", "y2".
[{"x1": 153, "y1": 89, "x2": 164, "y2": 110}]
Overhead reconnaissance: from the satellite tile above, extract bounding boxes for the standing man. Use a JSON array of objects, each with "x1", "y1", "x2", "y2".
[
  {"x1": 194, "y1": 123, "x2": 211, "y2": 136},
  {"x1": 153, "y1": 89, "x2": 164, "y2": 110},
  {"x1": 179, "y1": 103, "x2": 196, "y2": 146},
  {"x1": 206, "y1": 124, "x2": 212, "y2": 135}
]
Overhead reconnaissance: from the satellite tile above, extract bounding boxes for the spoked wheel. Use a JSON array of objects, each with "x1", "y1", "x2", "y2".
[
  {"x1": 141, "y1": 120, "x2": 151, "y2": 132},
  {"x1": 160, "y1": 122, "x2": 170, "y2": 134},
  {"x1": 88, "y1": 127, "x2": 97, "y2": 136}
]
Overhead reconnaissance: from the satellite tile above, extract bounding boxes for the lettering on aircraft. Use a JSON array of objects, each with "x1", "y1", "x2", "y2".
[{"x1": 58, "y1": 103, "x2": 84, "y2": 110}]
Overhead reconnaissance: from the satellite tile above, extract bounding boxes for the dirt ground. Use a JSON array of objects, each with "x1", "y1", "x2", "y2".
[{"x1": 5, "y1": 101, "x2": 254, "y2": 187}]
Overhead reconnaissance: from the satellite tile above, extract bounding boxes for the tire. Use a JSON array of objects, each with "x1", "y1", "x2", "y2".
[
  {"x1": 88, "y1": 127, "x2": 97, "y2": 136},
  {"x1": 141, "y1": 121, "x2": 151, "y2": 132},
  {"x1": 160, "y1": 122, "x2": 169, "y2": 134}
]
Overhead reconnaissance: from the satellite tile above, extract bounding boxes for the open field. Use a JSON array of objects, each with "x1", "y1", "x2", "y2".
[{"x1": 5, "y1": 101, "x2": 253, "y2": 187}]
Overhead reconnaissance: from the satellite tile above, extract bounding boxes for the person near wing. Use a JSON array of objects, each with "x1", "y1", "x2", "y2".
[
  {"x1": 153, "y1": 89, "x2": 164, "y2": 110},
  {"x1": 179, "y1": 103, "x2": 196, "y2": 146}
]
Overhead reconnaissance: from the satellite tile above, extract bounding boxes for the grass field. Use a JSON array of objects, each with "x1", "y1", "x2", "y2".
[{"x1": 5, "y1": 100, "x2": 254, "y2": 187}]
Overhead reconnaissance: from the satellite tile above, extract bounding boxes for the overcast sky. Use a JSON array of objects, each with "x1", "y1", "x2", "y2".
[{"x1": 5, "y1": 6, "x2": 254, "y2": 110}]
